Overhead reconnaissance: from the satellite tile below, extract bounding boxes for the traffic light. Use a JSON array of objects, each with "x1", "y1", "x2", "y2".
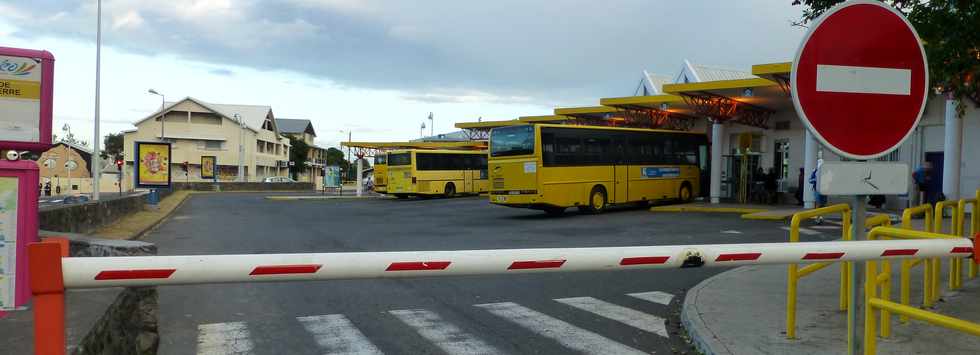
[
  {"x1": 115, "y1": 159, "x2": 123, "y2": 171},
  {"x1": 182, "y1": 161, "x2": 189, "y2": 172}
]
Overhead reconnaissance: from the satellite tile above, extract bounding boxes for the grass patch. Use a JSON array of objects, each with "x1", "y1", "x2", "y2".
[{"x1": 93, "y1": 190, "x2": 196, "y2": 240}]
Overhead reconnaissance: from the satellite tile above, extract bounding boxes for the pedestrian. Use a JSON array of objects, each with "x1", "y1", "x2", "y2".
[
  {"x1": 912, "y1": 162, "x2": 932, "y2": 205},
  {"x1": 44, "y1": 181, "x2": 52, "y2": 196},
  {"x1": 795, "y1": 167, "x2": 804, "y2": 205},
  {"x1": 809, "y1": 159, "x2": 827, "y2": 207},
  {"x1": 764, "y1": 167, "x2": 778, "y2": 204}
]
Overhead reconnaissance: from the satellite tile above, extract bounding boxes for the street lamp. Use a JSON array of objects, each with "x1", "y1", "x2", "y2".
[
  {"x1": 62, "y1": 124, "x2": 73, "y2": 196},
  {"x1": 235, "y1": 113, "x2": 245, "y2": 182},
  {"x1": 92, "y1": 0, "x2": 103, "y2": 201},
  {"x1": 427, "y1": 112, "x2": 434, "y2": 137},
  {"x1": 147, "y1": 89, "x2": 165, "y2": 140},
  {"x1": 420, "y1": 122, "x2": 426, "y2": 139}
]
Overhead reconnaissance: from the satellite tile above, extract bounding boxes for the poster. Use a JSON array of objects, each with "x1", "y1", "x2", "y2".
[
  {"x1": 324, "y1": 166, "x2": 341, "y2": 188},
  {"x1": 0, "y1": 176, "x2": 19, "y2": 310},
  {"x1": 201, "y1": 156, "x2": 216, "y2": 179},
  {"x1": 0, "y1": 54, "x2": 42, "y2": 144},
  {"x1": 134, "y1": 141, "x2": 171, "y2": 188}
]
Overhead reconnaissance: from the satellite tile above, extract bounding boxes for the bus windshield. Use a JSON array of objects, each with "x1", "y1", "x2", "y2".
[
  {"x1": 490, "y1": 125, "x2": 534, "y2": 157},
  {"x1": 374, "y1": 154, "x2": 387, "y2": 165},
  {"x1": 388, "y1": 153, "x2": 411, "y2": 166}
]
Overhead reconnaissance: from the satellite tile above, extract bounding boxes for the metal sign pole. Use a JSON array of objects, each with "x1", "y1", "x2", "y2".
[{"x1": 848, "y1": 194, "x2": 866, "y2": 355}]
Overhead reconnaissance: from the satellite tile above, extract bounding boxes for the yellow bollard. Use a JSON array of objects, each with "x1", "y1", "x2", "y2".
[
  {"x1": 899, "y1": 204, "x2": 933, "y2": 318},
  {"x1": 863, "y1": 259, "x2": 878, "y2": 355}
]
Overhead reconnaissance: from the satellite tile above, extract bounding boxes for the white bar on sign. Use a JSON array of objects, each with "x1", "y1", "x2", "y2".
[
  {"x1": 817, "y1": 162, "x2": 909, "y2": 196},
  {"x1": 815, "y1": 64, "x2": 911, "y2": 95}
]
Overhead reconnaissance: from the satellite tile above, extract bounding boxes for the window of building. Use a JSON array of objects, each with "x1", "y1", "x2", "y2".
[{"x1": 202, "y1": 140, "x2": 223, "y2": 150}]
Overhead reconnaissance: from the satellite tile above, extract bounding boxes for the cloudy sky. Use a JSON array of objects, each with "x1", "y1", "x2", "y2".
[{"x1": 0, "y1": 0, "x2": 806, "y2": 149}]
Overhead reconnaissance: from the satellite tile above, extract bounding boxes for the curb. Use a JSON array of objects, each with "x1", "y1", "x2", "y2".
[
  {"x1": 265, "y1": 195, "x2": 383, "y2": 201},
  {"x1": 740, "y1": 212, "x2": 794, "y2": 221},
  {"x1": 130, "y1": 192, "x2": 195, "y2": 240},
  {"x1": 649, "y1": 206, "x2": 768, "y2": 214},
  {"x1": 681, "y1": 267, "x2": 746, "y2": 355}
]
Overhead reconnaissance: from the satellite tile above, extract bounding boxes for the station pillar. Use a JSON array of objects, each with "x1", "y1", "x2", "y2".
[
  {"x1": 942, "y1": 97, "x2": 962, "y2": 200},
  {"x1": 803, "y1": 130, "x2": 817, "y2": 209},
  {"x1": 356, "y1": 158, "x2": 363, "y2": 197},
  {"x1": 710, "y1": 119, "x2": 724, "y2": 204}
]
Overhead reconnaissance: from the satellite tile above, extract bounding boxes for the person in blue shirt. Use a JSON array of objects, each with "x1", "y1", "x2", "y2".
[
  {"x1": 912, "y1": 162, "x2": 932, "y2": 205},
  {"x1": 808, "y1": 159, "x2": 828, "y2": 208}
]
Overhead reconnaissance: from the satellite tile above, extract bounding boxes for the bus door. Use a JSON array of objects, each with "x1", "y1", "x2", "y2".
[{"x1": 612, "y1": 135, "x2": 628, "y2": 203}]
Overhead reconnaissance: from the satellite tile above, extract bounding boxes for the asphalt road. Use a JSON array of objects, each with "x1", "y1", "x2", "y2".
[{"x1": 147, "y1": 193, "x2": 839, "y2": 355}]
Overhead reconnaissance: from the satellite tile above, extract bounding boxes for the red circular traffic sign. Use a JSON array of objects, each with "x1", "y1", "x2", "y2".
[{"x1": 791, "y1": 0, "x2": 928, "y2": 160}]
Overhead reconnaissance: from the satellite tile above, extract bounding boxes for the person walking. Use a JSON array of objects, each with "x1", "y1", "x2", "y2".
[{"x1": 912, "y1": 162, "x2": 932, "y2": 205}]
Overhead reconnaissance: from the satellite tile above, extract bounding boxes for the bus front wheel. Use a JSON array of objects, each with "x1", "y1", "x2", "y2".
[
  {"x1": 444, "y1": 183, "x2": 456, "y2": 198},
  {"x1": 583, "y1": 186, "x2": 607, "y2": 214},
  {"x1": 679, "y1": 183, "x2": 693, "y2": 203}
]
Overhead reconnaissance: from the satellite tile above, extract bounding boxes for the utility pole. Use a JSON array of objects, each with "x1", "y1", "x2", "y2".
[
  {"x1": 92, "y1": 0, "x2": 102, "y2": 201},
  {"x1": 236, "y1": 113, "x2": 245, "y2": 182}
]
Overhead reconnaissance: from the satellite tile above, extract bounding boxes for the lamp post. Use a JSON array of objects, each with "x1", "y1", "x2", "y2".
[
  {"x1": 235, "y1": 113, "x2": 245, "y2": 182},
  {"x1": 148, "y1": 89, "x2": 165, "y2": 140},
  {"x1": 427, "y1": 112, "x2": 434, "y2": 137},
  {"x1": 92, "y1": 0, "x2": 103, "y2": 201},
  {"x1": 62, "y1": 124, "x2": 73, "y2": 196},
  {"x1": 420, "y1": 122, "x2": 426, "y2": 139}
]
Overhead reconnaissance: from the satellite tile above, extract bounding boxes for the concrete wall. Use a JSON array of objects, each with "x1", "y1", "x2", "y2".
[{"x1": 39, "y1": 193, "x2": 147, "y2": 234}]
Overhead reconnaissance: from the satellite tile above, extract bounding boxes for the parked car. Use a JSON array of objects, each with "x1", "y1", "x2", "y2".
[{"x1": 262, "y1": 176, "x2": 297, "y2": 183}]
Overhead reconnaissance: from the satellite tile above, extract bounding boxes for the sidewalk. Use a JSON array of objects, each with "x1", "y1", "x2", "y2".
[
  {"x1": 650, "y1": 202, "x2": 807, "y2": 221},
  {"x1": 682, "y1": 260, "x2": 980, "y2": 354}
]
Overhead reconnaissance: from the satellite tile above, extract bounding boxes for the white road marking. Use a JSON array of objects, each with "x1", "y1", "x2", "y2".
[
  {"x1": 296, "y1": 314, "x2": 383, "y2": 355},
  {"x1": 474, "y1": 302, "x2": 645, "y2": 355},
  {"x1": 780, "y1": 226, "x2": 822, "y2": 236},
  {"x1": 721, "y1": 230, "x2": 743, "y2": 234},
  {"x1": 197, "y1": 322, "x2": 255, "y2": 355},
  {"x1": 389, "y1": 309, "x2": 501, "y2": 355},
  {"x1": 554, "y1": 297, "x2": 669, "y2": 338},
  {"x1": 811, "y1": 225, "x2": 841, "y2": 230},
  {"x1": 816, "y1": 64, "x2": 911, "y2": 95},
  {"x1": 626, "y1": 291, "x2": 674, "y2": 306}
]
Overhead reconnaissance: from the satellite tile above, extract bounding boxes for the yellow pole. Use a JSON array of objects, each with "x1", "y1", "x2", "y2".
[
  {"x1": 863, "y1": 259, "x2": 877, "y2": 355},
  {"x1": 879, "y1": 260, "x2": 891, "y2": 338}
]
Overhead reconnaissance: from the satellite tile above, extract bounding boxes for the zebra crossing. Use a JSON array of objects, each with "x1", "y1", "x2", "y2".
[{"x1": 193, "y1": 290, "x2": 676, "y2": 354}]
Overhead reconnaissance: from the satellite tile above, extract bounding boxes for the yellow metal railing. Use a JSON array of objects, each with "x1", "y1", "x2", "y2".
[
  {"x1": 863, "y1": 226, "x2": 980, "y2": 355},
  {"x1": 786, "y1": 203, "x2": 851, "y2": 339},
  {"x1": 935, "y1": 200, "x2": 960, "y2": 291},
  {"x1": 956, "y1": 196, "x2": 978, "y2": 281},
  {"x1": 899, "y1": 204, "x2": 937, "y2": 312}
]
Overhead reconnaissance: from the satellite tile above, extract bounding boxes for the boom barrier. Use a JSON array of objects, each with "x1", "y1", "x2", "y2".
[{"x1": 28, "y1": 236, "x2": 979, "y2": 355}]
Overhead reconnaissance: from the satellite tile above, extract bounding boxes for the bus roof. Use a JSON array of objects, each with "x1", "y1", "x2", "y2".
[
  {"x1": 342, "y1": 141, "x2": 487, "y2": 150},
  {"x1": 386, "y1": 149, "x2": 489, "y2": 154},
  {"x1": 532, "y1": 123, "x2": 707, "y2": 135},
  {"x1": 454, "y1": 120, "x2": 525, "y2": 129}
]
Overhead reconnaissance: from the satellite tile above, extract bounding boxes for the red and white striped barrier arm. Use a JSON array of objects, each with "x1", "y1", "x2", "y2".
[{"x1": 60, "y1": 238, "x2": 976, "y2": 289}]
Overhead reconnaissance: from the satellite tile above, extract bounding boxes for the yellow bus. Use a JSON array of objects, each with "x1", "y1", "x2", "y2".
[
  {"x1": 387, "y1": 149, "x2": 489, "y2": 199},
  {"x1": 488, "y1": 124, "x2": 708, "y2": 214},
  {"x1": 373, "y1": 153, "x2": 388, "y2": 193}
]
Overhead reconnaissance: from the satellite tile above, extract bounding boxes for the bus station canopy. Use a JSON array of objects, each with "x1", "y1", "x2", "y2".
[
  {"x1": 518, "y1": 115, "x2": 573, "y2": 123},
  {"x1": 661, "y1": 76, "x2": 784, "y2": 128},
  {"x1": 552, "y1": 105, "x2": 621, "y2": 120},
  {"x1": 454, "y1": 119, "x2": 524, "y2": 130}
]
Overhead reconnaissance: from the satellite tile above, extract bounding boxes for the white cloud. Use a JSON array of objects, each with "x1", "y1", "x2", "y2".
[{"x1": 112, "y1": 10, "x2": 144, "y2": 30}]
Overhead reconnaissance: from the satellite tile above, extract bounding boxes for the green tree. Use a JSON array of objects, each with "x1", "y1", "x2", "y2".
[
  {"x1": 52, "y1": 133, "x2": 89, "y2": 147},
  {"x1": 288, "y1": 136, "x2": 310, "y2": 179},
  {"x1": 792, "y1": 0, "x2": 979, "y2": 115},
  {"x1": 101, "y1": 132, "x2": 124, "y2": 161}
]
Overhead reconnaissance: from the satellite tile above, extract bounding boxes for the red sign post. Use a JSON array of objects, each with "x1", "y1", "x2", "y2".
[{"x1": 791, "y1": 0, "x2": 928, "y2": 160}]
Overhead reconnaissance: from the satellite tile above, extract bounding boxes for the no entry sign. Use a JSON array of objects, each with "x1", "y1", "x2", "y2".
[{"x1": 791, "y1": 1, "x2": 928, "y2": 160}]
